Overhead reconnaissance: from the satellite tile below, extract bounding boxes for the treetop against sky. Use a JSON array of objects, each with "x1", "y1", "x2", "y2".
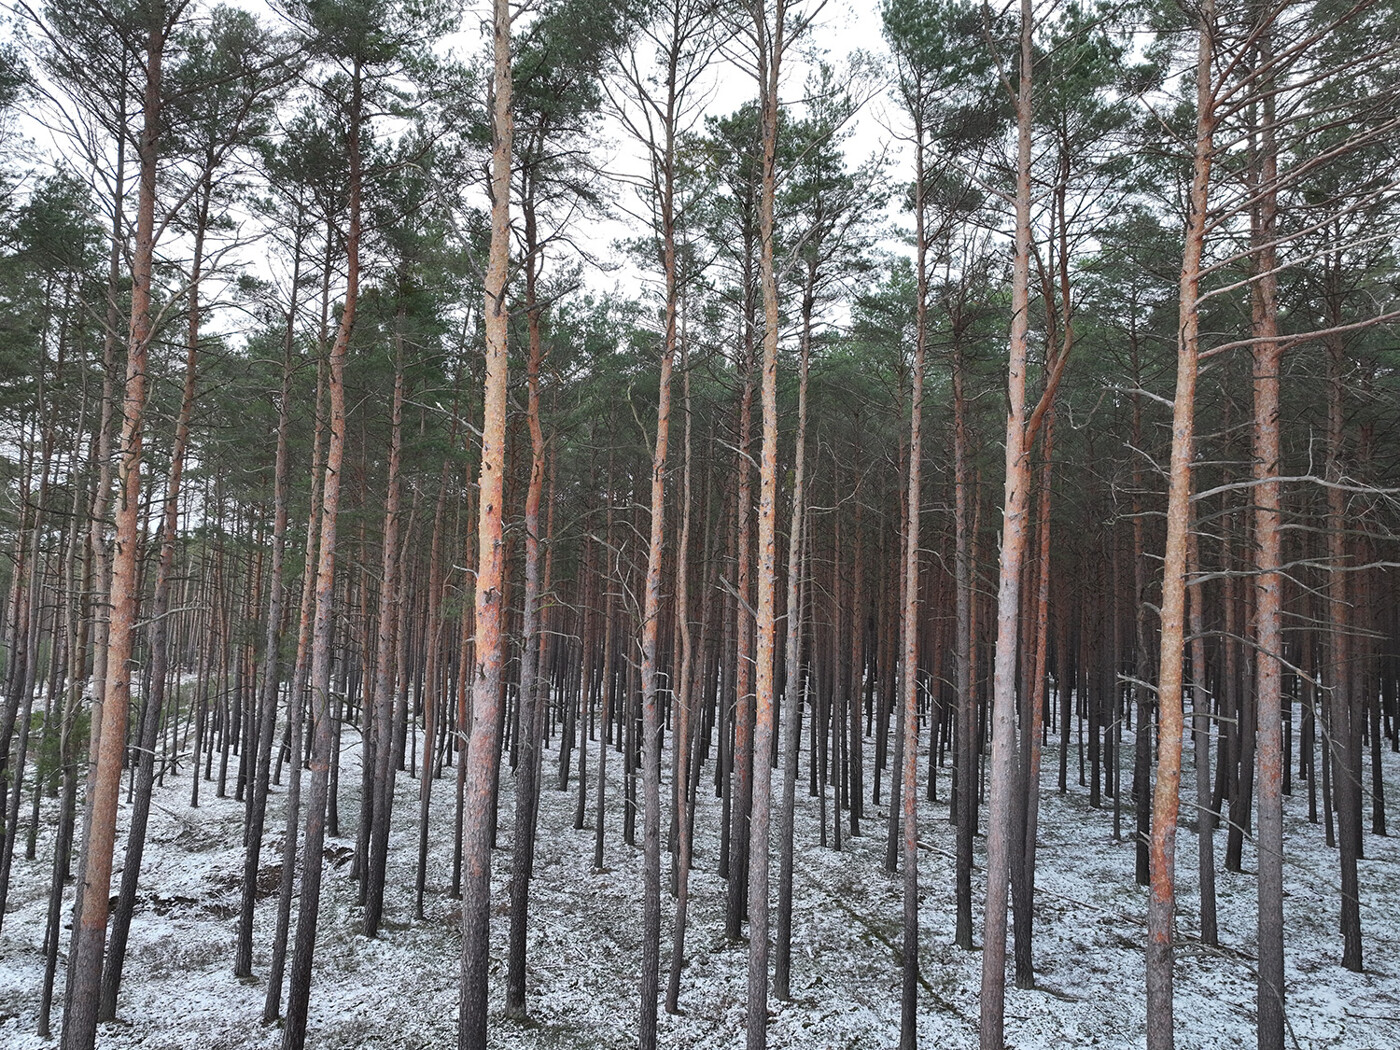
[{"x1": 0, "y1": 3, "x2": 1396, "y2": 1050}]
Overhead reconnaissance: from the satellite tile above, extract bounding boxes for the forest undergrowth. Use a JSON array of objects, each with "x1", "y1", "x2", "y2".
[{"x1": 2, "y1": 709, "x2": 1395, "y2": 1050}]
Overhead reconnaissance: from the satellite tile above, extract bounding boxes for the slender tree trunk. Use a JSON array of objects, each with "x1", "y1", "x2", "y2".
[
  {"x1": 594, "y1": 456, "x2": 618, "y2": 871},
  {"x1": 449, "y1": 481, "x2": 478, "y2": 900},
  {"x1": 365, "y1": 302, "x2": 408, "y2": 936},
  {"x1": 953, "y1": 307, "x2": 976, "y2": 951},
  {"x1": 979, "y1": 4, "x2": 1035, "y2": 1046},
  {"x1": 416, "y1": 382, "x2": 460, "y2": 919},
  {"x1": 1012, "y1": 405, "x2": 1056, "y2": 990},
  {"x1": 39, "y1": 439, "x2": 90, "y2": 1037},
  {"x1": 100, "y1": 171, "x2": 212, "y2": 1019},
  {"x1": 1250, "y1": 19, "x2": 1285, "y2": 1043},
  {"x1": 774, "y1": 262, "x2": 814, "y2": 1003},
  {"x1": 897, "y1": 96, "x2": 930, "y2": 1050},
  {"x1": 666, "y1": 333, "x2": 697, "y2": 1014},
  {"x1": 507, "y1": 216, "x2": 548, "y2": 1018},
  {"x1": 1131, "y1": 349, "x2": 1151, "y2": 890},
  {"x1": 282, "y1": 59, "x2": 363, "y2": 1050},
  {"x1": 460, "y1": 5, "x2": 512, "y2": 1044},
  {"x1": 1187, "y1": 527, "x2": 1218, "y2": 946},
  {"x1": 746, "y1": 6, "x2": 785, "y2": 1046},
  {"x1": 1145, "y1": 15, "x2": 1214, "y2": 1046},
  {"x1": 1326, "y1": 331, "x2": 1362, "y2": 970},
  {"x1": 61, "y1": 16, "x2": 166, "y2": 1050},
  {"x1": 635, "y1": 173, "x2": 676, "y2": 1050},
  {"x1": 265, "y1": 323, "x2": 328, "y2": 1024},
  {"x1": 728, "y1": 304, "x2": 756, "y2": 938},
  {"x1": 236, "y1": 212, "x2": 303, "y2": 979},
  {"x1": 635, "y1": 22, "x2": 691, "y2": 1036}
]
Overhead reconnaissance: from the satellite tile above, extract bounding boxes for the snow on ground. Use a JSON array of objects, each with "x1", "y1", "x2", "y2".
[{"x1": 1, "y1": 711, "x2": 1397, "y2": 1050}]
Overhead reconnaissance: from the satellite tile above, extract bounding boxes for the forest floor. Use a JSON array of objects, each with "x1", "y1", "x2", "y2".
[{"x1": 1, "y1": 712, "x2": 1398, "y2": 1050}]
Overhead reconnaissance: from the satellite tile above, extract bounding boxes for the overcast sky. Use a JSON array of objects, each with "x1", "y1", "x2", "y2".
[{"x1": 3, "y1": 0, "x2": 916, "y2": 340}]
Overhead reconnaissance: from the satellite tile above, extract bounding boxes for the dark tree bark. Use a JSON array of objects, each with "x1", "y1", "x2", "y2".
[
  {"x1": 507, "y1": 201, "x2": 549, "y2": 1018},
  {"x1": 236, "y1": 211, "x2": 303, "y2": 979},
  {"x1": 365, "y1": 303, "x2": 408, "y2": 937},
  {"x1": 1187, "y1": 527, "x2": 1218, "y2": 948},
  {"x1": 281, "y1": 56, "x2": 362, "y2": 1050}
]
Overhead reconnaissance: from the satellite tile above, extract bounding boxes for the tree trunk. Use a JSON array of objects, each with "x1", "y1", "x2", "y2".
[
  {"x1": 236, "y1": 211, "x2": 303, "y2": 979},
  {"x1": 745, "y1": 7, "x2": 785, "y2": 1047},
  {"x1": 264, "y1": 315, "x2": 329, "y2": 1025},
  {"x1": 416, "y1": 381, "x2": 460, "y2": 919},
  {"x1": 61, "y1": 16, "x2": 164, "y2": 1050},
  {"x1": 100, "y1": 169, "x2": 212, "y2": 1020},
  {"x1": 1187, "y1": 527, "x2": 1218, "y2": 947},
  {"x1": 365, "y1": 301, "x2": 408, "y2": 936},
  {"x1": 507, "y1": 210, "x2": 549, "y2": 1018},
  {"x1": 666, "y1": 334, "x2": 697, "y2": 1014},
  {"x1": 774, "y1": 261, "x2": 814, "y2": 1003},
  {"x1": 459, "y1": 4, "x2": 512, "y2": 1043},
  {"x1": 1250, "y1": 18, "x2": 1286, "y2": 1045},
  {"x1": 953, "y1": 301, "x2": 976, "y2": 951},
  {"x1": 1145, "y1": 13, "x2": 1214, "y2": 1046},
  {"x1": 897, "y1": 90, "x2": 930, "y2": 1050},
  {"x1": 281, "y1": 59, "x2": 362, "y2": 1050},
  {"x1": 1326, "y1": 331, "x2": 1362, "y2": 971},
  {"x1": 979, "y1": 4, "x2": 1035, "y2": 1046}
]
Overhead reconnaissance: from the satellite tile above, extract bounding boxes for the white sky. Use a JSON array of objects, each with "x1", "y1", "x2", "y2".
[
  {"x1": 2, "y1": 0, "x2": 911, "y2": 339},
  {"x1": 576, "y1": 0, "x2": 911, "y2": 315}
]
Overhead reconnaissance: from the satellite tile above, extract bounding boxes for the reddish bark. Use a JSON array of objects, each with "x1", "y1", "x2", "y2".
[
  {"x1": 953, "y1": 302, "x2": 975, "y2": 951},
  {"x1": 61, "y1": 14, "x2": 166, "y2": 1049},
  {"x1": 1146, "y1": 11, "x2": 1215, "y2": 1047},
  {"x1": 979, "y1": 4, "x2": 1035, "y2": 1046},
  {"x1": 100, "y1": 165, "x2": 211, "y2": 1018},
  {"x1": 1251, "y1": 19, "x2": 1286, "y2": 1043},
  {"x1": 459, "y1": 3, "x2": 512, "y2": 1044}
]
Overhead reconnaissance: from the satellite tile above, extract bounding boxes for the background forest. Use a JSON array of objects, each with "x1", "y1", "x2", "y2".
[{"x1": 0, "y1": 1, "x2": 1398, "y2": 1049}]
